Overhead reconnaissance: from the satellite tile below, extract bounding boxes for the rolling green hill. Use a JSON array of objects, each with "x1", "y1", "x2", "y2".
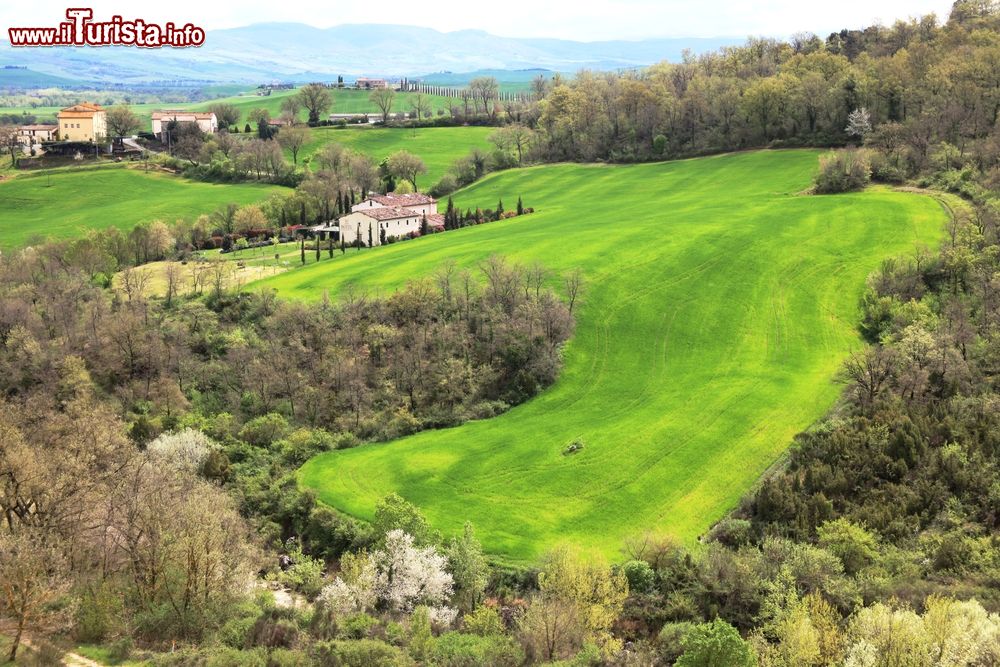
[
  {"x1": 299, "y1": 126, "x2": 494, "y2": 187},
  {"x1": 0, "y1": 165, "x2": 282, "y2": 248},
  {"x1": 265, "y1": 151, "x2": 946, "y2": 560}
]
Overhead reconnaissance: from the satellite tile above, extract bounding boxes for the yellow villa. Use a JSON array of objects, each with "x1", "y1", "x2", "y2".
[{"x1": 57, "y1": 103, "x2": 107, "y2": 142}]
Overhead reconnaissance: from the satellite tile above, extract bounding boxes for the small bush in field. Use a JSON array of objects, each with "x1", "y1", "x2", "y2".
[{"x1": 814, "y1": 149, "x2": 872, "y2": 193}]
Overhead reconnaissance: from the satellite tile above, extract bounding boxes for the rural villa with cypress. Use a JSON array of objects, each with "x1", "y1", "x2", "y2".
[{"x1": 317, "y1": 192, "x2": 444, "y2": 246}]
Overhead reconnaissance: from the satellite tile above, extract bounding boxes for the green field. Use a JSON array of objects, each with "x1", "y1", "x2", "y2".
[
  {"x1": 300, "y1": 126, "x2": 494, "y2": 187},
  {"x1": 271, "y1": 150, "x2": 945, "y2": 561},
  {"x1": 2, "y1": 87, "x2": 455, "y2": 129},
  {"x1": 0, "y1": 165, "x2": 282, "y2": 248}
]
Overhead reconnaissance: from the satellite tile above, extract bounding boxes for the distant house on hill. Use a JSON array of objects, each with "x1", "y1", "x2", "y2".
[
  {"x1": 57, "y1": 103, "x2": 106, "y2": 142},
  {"x1": 355, "y1": 77, "x2": 389, "y2": 90},
  {"x1": 16, "y1": 124, "x2": 57, "y2": 145},
  {"x1": 151, "y1": 111, "x2": 218, "y2": 140},
  {"x1": 328, "y1": 112, "x2": 406, "y2": 123},
  {"x1": 337, "y1": 204, "x2": 443, "y2": 247},
  {"x1": 352, "y1": 193, "x2": 438, "y2": 216}
]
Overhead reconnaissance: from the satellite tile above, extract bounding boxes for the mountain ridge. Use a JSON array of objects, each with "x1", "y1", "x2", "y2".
[{"x1": 0, "y1": 22, "x2": 745, "y2": 84}]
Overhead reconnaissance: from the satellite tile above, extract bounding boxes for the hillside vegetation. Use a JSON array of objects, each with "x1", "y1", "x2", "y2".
[{"x1": 259, "y1": 150, "x2": 948, "y2": 560}]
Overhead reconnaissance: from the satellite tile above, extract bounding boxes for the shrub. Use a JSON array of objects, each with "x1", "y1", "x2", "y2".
[
  {"x1": 675, "y1": 619, "x2": 755, "y2": 667},
  {"x1": 278, "y1": 548, "x2": 326, "y2": 599},
  {"x1": 240, "y1": 413, "x2": 290, "y2": 447},
  {"x1": 431, "y1": 631, "x2": 525, "y2": 667},
  {"x1": 657, "y1": 621, "x2": 697, "y2": 664},
  {"x1": 312, "y1": 639, "x2": 409, "y2": 667},
  {"x1": 337, "y1": 612, "x2": 378, "y2": 640},
  {"x1": 620, "y1": 560, "x2": 657, "y2": 594},
  {"x1": 266, "y1": 648, "x2": 311, "y2": 667},
  {"x1": 430, "y1": 173, "x2": 459, "y2": 197},
  {"x1": 462, "y1": 605, "x2": 505, "y2": 637},
  {"x1": 653, "y1": 134, "x2": 667, "y2": 155},
  {"x1": 814, "y1": 149, "x2": 871, "y2": 193}
]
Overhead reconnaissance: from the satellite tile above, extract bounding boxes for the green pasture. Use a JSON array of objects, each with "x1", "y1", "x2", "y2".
[
  {"x1": 299, "y1": 125, "x2": 495, "y2": 187},
  {"x1": 256, "y1": 150, "x2": 946, "y2": 560},
  {"x1": 0, "y1": 165, "x2": 282, "y2": 248}
]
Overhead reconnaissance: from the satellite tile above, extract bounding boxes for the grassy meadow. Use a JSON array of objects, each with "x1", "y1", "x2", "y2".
[
  {"x1": 265, "y1": 150, "x2": 948, "y2": 561},
  {"x1": 0, "y1": 165, "x2": 282, "y2": 248},
  {"x1": 298, "y1": 125, "x2": 495, "y2": 186}
]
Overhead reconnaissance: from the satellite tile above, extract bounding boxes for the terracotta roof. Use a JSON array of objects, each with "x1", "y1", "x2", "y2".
[
  {"x1": 365, "y1": 193, "x2": 436, "y2": 207},
  {"x1": 349, "y1": 207, "x2": 420, "y2": 221},
  {"x1": 425, "y1": 213, "x2": 445, "y2": 228},
  {"x1": 19, "y1": 124, "x2": 57, "y2": 131},
  {"x1": 58, "y1": 103, "x2": 104, "y2": 118}
]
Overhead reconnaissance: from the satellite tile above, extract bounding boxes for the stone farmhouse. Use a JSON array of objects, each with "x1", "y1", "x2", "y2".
[
  {"x1": 16, "y1": 124, "x2": 58, "y2": 146},
  {"x1": 352, "y1": 193, "x2": 439, "y2": 216},
  {"x1": 57, "y1": 103, "x2": 106, "y2": 142},
  {"x1": 151, "y1": 111, "x2": 219, "y2": 140},
  {"x1": 355, "y1": 77, "x2": 390, "y2": 89},
  {"x1": 326, "y1": 193, "x2": 443, "y2": 246}
]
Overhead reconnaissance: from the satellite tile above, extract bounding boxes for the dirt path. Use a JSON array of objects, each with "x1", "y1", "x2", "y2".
[{"x1": 17, "y1": 635, "x2": 104, "y2": 667}]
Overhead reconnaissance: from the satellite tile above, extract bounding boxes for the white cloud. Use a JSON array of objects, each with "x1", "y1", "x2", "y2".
[{"x1": 1, "y1": 0, "x2": 956, "y2": 41}]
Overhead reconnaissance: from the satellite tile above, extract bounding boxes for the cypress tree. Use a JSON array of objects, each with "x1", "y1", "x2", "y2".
[
  {"x1": 300, "y1": 236, "x2": 305, "y2": 264},
  {"x1": 517, "y1": 196, "x2": 524, "y2": 216},
  {"x1": 316, "y1": 234, "x2": 321, "y2": 261},
  {"x1": 421, "y1": 213, "x2": 429, "y2": 236},
  {"x1": 328, "y1": 233, "x2": 334, "y2": 258},
  {"x1": 496, "y1": 199, "x2": 504, "y2": 220},
  {"x1": 367, "y1": 225, "x2": 373, "y2": 247},
  {"x1": 355, "y1": 224, "x2": 362, "y2": 250},
  {"x1": 380, "y1": 227, "x2": 386, "y2": 245}
]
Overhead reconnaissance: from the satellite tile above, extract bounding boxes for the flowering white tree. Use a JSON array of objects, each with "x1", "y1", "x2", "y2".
[
  {"x1": 372, "y1": 529, "x2": 453, "y2": 613},
  {"x1": 317, "y1": 529, "x2": 455, "y2": 623},
  {"x1": 146, "y1": 428, "x2": 219, "y2": 473},
  {"x1": 845, "y1": 107, "x2": 872, "y2": 139},
  {"x1": 316, "y1": 554, "x2": 378, "y2": 614}
]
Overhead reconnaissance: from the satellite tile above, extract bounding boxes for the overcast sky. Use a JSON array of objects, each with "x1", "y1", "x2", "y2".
[{"x1": 1, "y1": 0, "x2": 956, "y2": 41}]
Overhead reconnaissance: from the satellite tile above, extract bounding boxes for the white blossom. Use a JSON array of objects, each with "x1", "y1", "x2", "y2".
[
  {"x1": 316, "y1": 530, "x2": 453, "y2": 618},
  {"x1": 146, "y1": 429, "x2": 218, "y2": 473},
  {"x1": 428, "y1": 605, "x2": 459, "y2": 629},
  {"x1": 317, "y1": 557, "x2": 378, "y2": 615},
  {"x1": 845, "y1": 107, "x2": 872, "y2": 139},
  {"x1": 371, "y1": 529, "x2": 453, "y2": 613}
]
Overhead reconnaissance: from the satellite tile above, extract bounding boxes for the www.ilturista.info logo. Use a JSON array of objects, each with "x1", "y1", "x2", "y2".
[{"x1": 8, "y1": 8, "x2": 206, "y2": 48}]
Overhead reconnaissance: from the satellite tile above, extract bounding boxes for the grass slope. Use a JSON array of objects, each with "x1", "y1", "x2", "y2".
[
  {"x1": 259, "y1": 150, "x2": 945, "y2": 561},
  {"x1": 298, "y1": 126, "x2": 494, "y2": 187},
  {"x1": 0, "y1": 165, "x2": 281, "y2": 248}
]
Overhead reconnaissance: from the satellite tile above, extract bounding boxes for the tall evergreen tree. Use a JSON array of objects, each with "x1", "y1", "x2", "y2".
[
  {"x1": 300, "y1": 236, "x2": 305, "y2": 264},
  {"x1": 517, "y1": 196, "x2": 524, "y2": 216},
  {"x1": 496, "y1": 199, "x2": 504, "y2": 220}
]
